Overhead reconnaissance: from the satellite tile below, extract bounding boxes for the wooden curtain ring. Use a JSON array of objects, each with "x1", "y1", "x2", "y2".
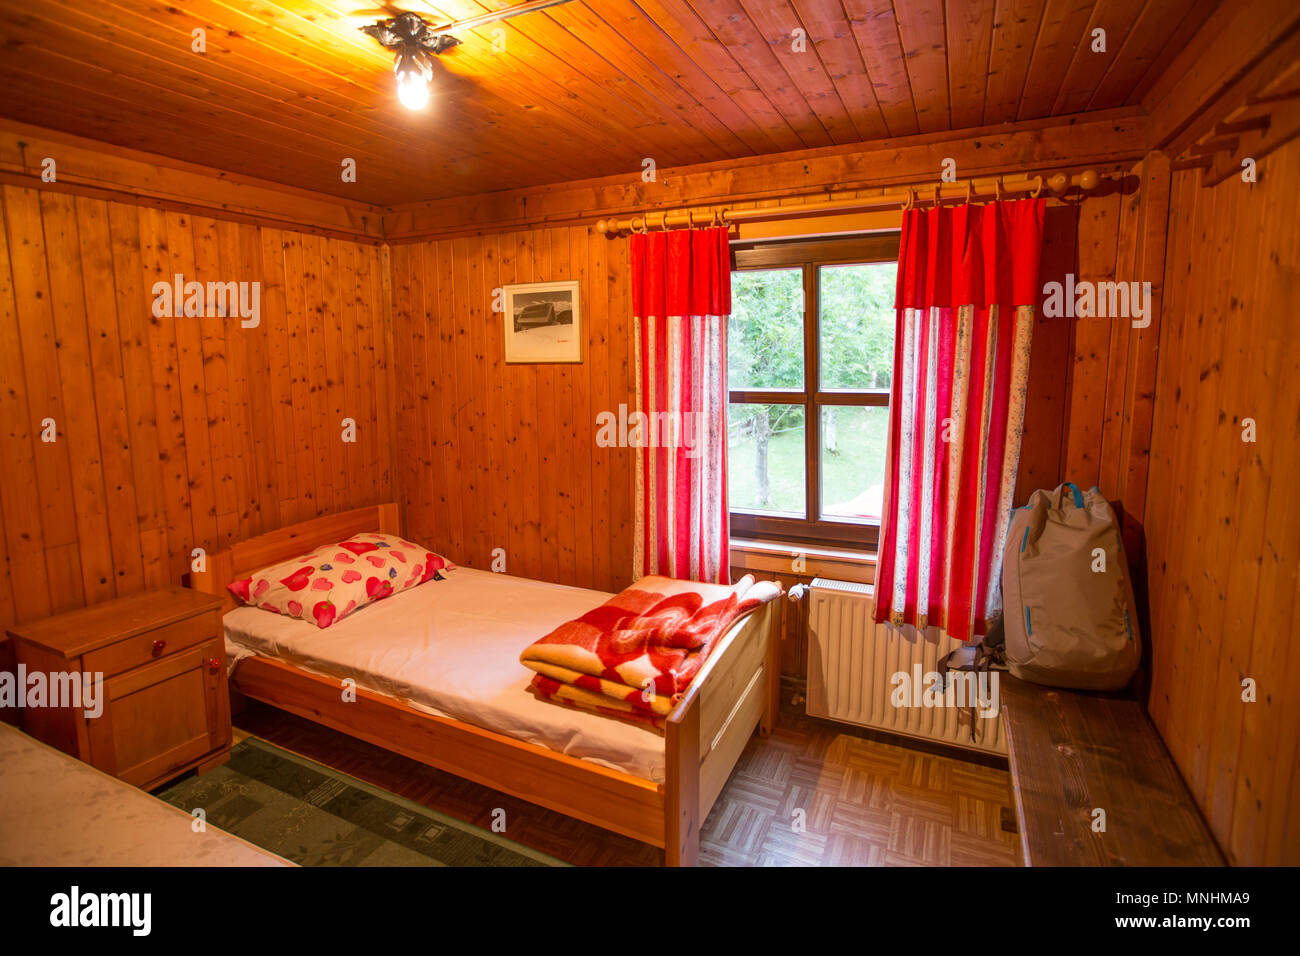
[
  {"x1": 659, "y1": 211, "x2": 670, "y2": 231},
  {"x1": 686, "y1": 209, "x2": 696, "y2": 229},
  {"x1": 964, "y1": 181, "x2": 973, "y2": 205},
  {"x1": 933, "y1": 184, "x2": 942, "y2": 207},
  {"x1": 994, "y1": 179, "x2": 1003, "y2": 202},
  {"x1": 1031, "y1": 175, "x2": 1044, "y2": 198},
  {"x1": 632, "y1": 217, "x2": 647, "y2": 234},
  {"x1": 902, "y1": 186, "x2": 915, "y2": 211}
]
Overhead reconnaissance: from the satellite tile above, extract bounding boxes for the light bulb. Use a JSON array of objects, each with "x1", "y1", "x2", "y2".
[{"x1": 397, "y1": 71, "x2": 429, "y2": 110}]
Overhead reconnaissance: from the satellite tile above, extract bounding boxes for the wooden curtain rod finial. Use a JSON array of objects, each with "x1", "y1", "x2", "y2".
[{"x1": 1079, "y1": 169, "x2": 1100, "y2": 191}]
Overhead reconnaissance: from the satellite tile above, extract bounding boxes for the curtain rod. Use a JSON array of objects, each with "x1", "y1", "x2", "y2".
[{"x1": 596, "y1": 169, "x2": 1108, "y2": 238}]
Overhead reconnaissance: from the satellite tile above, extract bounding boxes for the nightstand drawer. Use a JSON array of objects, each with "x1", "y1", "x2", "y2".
[{"x1": 83, "y1": 610, "x2": 221, "y2": 677}]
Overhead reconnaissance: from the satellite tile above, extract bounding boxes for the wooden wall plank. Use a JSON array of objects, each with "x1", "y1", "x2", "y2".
[{"x1": 0, "y1": 187, "x2": 394, "y2": 632}]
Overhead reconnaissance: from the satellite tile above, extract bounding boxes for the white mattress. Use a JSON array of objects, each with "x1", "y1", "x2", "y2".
[{"x1": 222, "y1": 568, "x2": 668, "y2": 781}]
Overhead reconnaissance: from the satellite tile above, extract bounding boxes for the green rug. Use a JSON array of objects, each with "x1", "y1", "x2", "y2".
[{"x1": 156, "y1": 737, "x2": 567, "y2": 867}]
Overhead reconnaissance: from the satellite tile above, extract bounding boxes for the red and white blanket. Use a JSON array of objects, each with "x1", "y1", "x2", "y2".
[{"x1": 520, "y1": 574, "x2": 780, "y2": 731}]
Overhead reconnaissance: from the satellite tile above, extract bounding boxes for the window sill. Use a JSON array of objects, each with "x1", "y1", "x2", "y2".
[{"x1": 730, "y1": 537, "x2": 876, "y2": 585}]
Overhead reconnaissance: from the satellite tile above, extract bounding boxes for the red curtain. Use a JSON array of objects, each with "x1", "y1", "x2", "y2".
[
  {"x1": 874, "y1": 199, "x2": 1046, "y2": 641},
  {"x1": 630, "y1": 226, "x2": 731, "y2": 584}
]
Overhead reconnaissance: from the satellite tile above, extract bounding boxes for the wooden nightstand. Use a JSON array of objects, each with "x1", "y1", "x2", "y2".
[{"x1": 6, "y1": 586, "x2": 230, "y2": 790}]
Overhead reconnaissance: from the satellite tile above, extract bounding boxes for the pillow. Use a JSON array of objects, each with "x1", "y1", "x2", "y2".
[{"x1": 228, "y1": 533, "x2": 454, "y2": 628}]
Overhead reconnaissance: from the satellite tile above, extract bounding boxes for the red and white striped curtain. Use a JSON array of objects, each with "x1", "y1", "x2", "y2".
[
  {"x1": 874, "y1": 199, "x2": 1046, "y2": 642},
  {"x1": 630, "y1": 226, "x2": 731, "y2": 585}
]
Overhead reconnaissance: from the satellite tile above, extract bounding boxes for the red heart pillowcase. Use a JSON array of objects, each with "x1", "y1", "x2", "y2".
[{"x1": 228, "y1": 533, "x2": 455, "y2": 628}]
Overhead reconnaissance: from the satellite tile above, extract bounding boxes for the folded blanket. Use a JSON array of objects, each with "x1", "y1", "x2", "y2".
[{"x1": 521, "y1": 574, "x2": 780, "y2": 730}]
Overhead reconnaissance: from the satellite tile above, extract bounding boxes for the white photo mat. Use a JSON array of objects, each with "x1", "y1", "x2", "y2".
[{"x1": 502, "y1": 280, "x2": 582, "y2": 363}]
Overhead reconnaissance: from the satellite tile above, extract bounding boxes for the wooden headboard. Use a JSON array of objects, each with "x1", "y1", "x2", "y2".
[{"x1": 190, "y1": 503, "x2": 400, "y2": 616}]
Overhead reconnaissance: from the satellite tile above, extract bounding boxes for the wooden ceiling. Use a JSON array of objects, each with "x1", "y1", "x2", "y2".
[{"x1": 0, "y1": 0, "x2": 1218, "y2": 204}]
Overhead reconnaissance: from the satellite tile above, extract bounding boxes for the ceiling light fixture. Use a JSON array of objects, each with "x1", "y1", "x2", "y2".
[
  {"x1": 361, "y1": 12, "x2": 460, "y2": 111},
  {"x1": 361, "y1": 2, "x2": 578, "y2": 110}
]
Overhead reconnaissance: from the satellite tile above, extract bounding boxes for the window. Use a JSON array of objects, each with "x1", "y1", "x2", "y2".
[{"x1": 727, "y1": 234, "x2": 899, "y2": 548}]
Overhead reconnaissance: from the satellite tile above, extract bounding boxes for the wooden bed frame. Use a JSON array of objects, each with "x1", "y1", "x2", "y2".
[{"x1": 189, "y1": 503, "x2": 783, "y2": 865}]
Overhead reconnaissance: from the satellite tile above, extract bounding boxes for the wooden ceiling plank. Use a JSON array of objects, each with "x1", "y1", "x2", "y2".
[
  {"x1": 1015, "y1": 0, "x2": 1095, "y2": 120},
  {"x1": 682, "y1": 0, "x2": 836, "y2": 148},
  {"x1": 841, "y1": 0, "x2": 920, "y2": 137},
  {"x1": 412, "y1": 0, "x2": 727, "y2": 166},
  {"x1": 791, "y1": 0, "x2": 891, "y2": 141},
  {"x1": 185, "y1": 0, "x2": 608, "y2": 183},
  {"x1": 893, "y1": 0, "x2": 952, "y2": 133},
  {"x1": 587, "y1": 0, "x2": 790, "y2": 155},
  {"x1": 1088, "y1": 0, "x2": 1207, "y2": 110},
  {"x1": 945, "y1": 0, "x2": 997, "y2": 129},
  {"x1": 1050, "y1": 0, "x2": 1145, "y2": 116},
  {"x1": 76, "y1": 0, "x2": 592, "y2": 194},
  {"x1": 1, "y1": 3, "x2": 488, "y2": 179},
  {"x1": 734, "y1": 0, "x2": 860, "y2": 145},
  {"x1": 0, "y1": 65, "x2": 421, "y2": 201},
  {"x1": 982, "y1": 0, "x2": 1042, "y2": 125},
  {"x1": 631, "y1": 0, "x2": 808, "y2": 152},
  {"x1": 543, "y1": 1, "x2": 759, "y2": 156}
]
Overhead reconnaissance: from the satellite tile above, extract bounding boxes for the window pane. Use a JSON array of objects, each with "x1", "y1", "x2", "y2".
[
  {"x1": 818, "y1": 262, "x2": 896, "y2": 390},
  {"x1": 728, "y1": 403, "x2": 805, "y2": 516},
  {"x1": 820, "y1": 405, "x2": 889, "y2": 521},
  {"x1": 729, "y1": 269, "x2": 804, "y2": 390}
]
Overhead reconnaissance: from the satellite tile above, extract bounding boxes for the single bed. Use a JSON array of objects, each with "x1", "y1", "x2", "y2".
[{"x1": 190, "y1": 503, "x2": 782, "y2": 865}]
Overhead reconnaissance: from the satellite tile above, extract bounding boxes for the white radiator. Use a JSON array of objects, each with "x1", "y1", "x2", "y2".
[{"x1": 804, "y1": 578, "x2": 1005, "y2": 754}]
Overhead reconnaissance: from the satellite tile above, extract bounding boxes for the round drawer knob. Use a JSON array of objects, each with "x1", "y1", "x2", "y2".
[
  {"x1": 152, "y1": 639, "x2": 166, "y2": 654},
  {"x1": 208, "y1": 657, "x2": 221, "y2": 673}
]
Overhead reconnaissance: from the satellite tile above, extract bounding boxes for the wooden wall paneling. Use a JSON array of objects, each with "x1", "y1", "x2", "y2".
[
  {"x1": 280, "y1": 230, "x2": 318, "y2": 519},
  {"x1": 3, "y1": 186, "x2": 83, "y2": 612},
  {"x1": 323, "y1": 237, "x2": 348, "y2": 514},
  {"x1": 105, "y1": 201, "x2": 167, "y2": 589},
  {"x1": 515, "y1": 230, "x2": 543, "y2": 581},
  {"x1": 1145, "y1": 138, "x2": 1300, "y2": 865},
  {"x1": 162, "y1": 212, "x2": 220, "y2": 555},
  {"x1": 449, "y1": 235, "x2": 482, "y2": 570},
  {"x1": 483, "y1": 234, "x2": 511, "y2": 576},
  {"x1": 257, "y1": 227, "x2": 299, "y2": 527},
  {"x1": 1059, "y1": 189, "x2": 1120, "y2": 487},
  {"x1": 570, "y1": 225, "x2": 595, "y2": 590},
  {"x1": 213, "y1": 219, "x2": 256, "y2": 537},
  {"x1": 302, "y1": 234, "x2": 334, "y2": 518},
  {"x1": 392, "y1": 242, "x2": 424, "y2": 540},
  {"x1": 74, "y1": 195, "x2": 145, "y2": 596},
  {"x1": 551, "y1": 229, "x2": 578, "y2": 587},
  {"x1": 0, "y1": 189, "x2": 52, "y2": 621},
  {"x1": 495, "y1": 233, "x2": 524, "y2": 576},
  {"x1": 586, "y1": 226, "x2": 614, "y2": 592},
  {"x1": 470, "y1": 234, "x2": 496, "y2": 575},
  {"x1": 191, "y1": 214, "x2": 239, "y2": 548},
  {"x1": 135, "y1": 205, "x2": 192, "y2": 588},
  {"x1": 1225, "y1": 153, "x2": 1300, "y2": 866},
  {"x1": 40, "y1": 190, "x2": 115, "y2": 607},
  {"x1": 610, "y1": 235, "x2": 635, "y2": 592},
  {"x1": 241, "y1": 221, "x2": 283, "y2": 533}
]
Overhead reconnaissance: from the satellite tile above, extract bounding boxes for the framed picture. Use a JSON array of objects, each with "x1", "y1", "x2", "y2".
[{"x1": 502, "y1": 280, "x2": 582, "y2": 364}]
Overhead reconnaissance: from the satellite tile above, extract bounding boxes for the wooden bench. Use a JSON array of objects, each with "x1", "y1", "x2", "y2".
[{"x1": 1000, "y1": 675, "x2": 1224, "y2": 866}]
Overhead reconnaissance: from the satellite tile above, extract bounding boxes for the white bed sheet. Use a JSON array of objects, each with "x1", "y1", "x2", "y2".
[{"x1": 222, "y1": 568, "x2": 669, "y2": 782}]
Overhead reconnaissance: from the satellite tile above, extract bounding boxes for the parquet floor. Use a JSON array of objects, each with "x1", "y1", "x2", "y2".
[{"x1": 232, "y1": 701, "x2": 1020, "y2": 866}]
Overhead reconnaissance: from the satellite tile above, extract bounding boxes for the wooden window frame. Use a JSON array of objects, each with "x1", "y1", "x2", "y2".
[{"x1": 728, "y1": 233, "x2": 901, "y2": 550}]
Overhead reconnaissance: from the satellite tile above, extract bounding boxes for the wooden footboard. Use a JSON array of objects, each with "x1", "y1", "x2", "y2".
[
  {"x1": 664, "y1": 596, "x2": 783, "y2": 865},
  {"x1": 189, "y1": 503, "x2": 785, "y2": 866}
]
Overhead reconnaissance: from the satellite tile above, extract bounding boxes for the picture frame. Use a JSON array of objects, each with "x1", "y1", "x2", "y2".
[{"x1": 502, "y1": 280, "x2": 582, "y2": 364}]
